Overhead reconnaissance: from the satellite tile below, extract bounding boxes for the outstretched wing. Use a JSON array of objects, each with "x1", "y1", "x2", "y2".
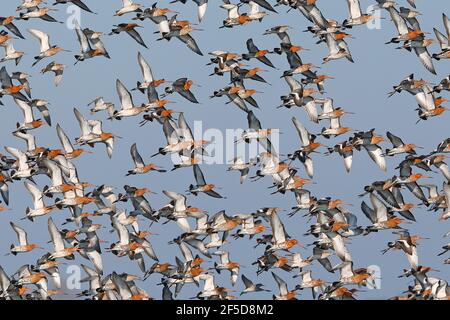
[
  {"x1": 130, "y1": 143, "x2": 145, "y2": 168},
  {"x1": 116, "y1": 79, "x2": 135, "y2": 110},
  {"x1": 193, "y1": 164, "x2": 207, "y2": 186}
]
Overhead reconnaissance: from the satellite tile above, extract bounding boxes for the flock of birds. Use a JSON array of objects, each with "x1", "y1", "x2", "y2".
[{"x1": 0, "y1": 0, "x2": 449, "y2": 300}]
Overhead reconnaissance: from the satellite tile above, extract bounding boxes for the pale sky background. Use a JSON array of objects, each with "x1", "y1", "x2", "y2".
[{"x1": 0, "y1": 0, "x2": 448, "y2": 300}]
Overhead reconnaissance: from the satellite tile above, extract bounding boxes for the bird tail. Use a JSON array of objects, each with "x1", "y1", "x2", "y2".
[
  {"x1": 273, "y1": 48, "x2": 282, "y2": 55},
  {"x1": 54, "y1": 198, "x2": 63, "y2": 210},
  {"x1": 25, "y1": 207, "x2": 33, "y2": 222},
  {"x1": 214, "y1": 262, "x2": 220, "y2": 274},
  {"x1": 151, "y1": 148, "x2": 164, "y2": 157},
  {"x1": 432, "y1": 53, "x2": 440, "y2": 61},
  {"x1": 136, "y1": 81, "x2": 145, "y2": 93},
  {"x1": 321, "y1": 127, "x2": 330, "y2": 139}
]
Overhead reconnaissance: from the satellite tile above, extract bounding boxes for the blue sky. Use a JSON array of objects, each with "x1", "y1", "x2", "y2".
[{"x1": 0, "y1": 0, "x2": 448, "y2": 299}]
